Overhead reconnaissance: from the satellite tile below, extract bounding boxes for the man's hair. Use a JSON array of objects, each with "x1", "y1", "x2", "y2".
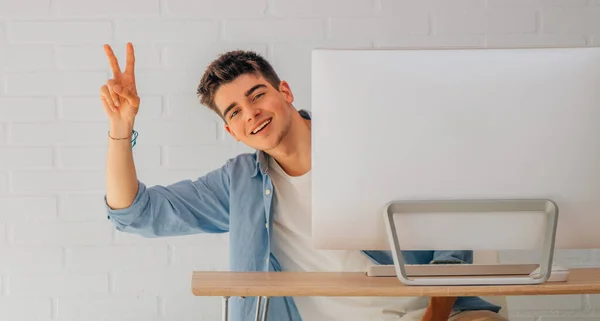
[{"x1": 197, "y1": 50, "x2": 282, "y2": 120}]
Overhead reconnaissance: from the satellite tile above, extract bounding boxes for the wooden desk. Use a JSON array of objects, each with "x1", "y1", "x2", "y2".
[
  {"x1": 193, "y1": 268, "x2": 600, "y2": 297},
  {"x1": 192, "y1": 268, "x2": 600, "y2": 320}
]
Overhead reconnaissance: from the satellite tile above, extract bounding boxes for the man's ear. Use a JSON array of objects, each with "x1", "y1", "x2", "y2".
[
  {"x1": 225, "y1": 124, "x2": 240, "y2": 142},
  {"x1": 278, "y1": 80, "x2": 294, "y2": 104}
]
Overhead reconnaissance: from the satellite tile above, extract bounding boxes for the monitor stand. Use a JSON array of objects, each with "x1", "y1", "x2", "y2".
[{"x1": 375, "y1": 199, "x2": 566, "y2": 285}]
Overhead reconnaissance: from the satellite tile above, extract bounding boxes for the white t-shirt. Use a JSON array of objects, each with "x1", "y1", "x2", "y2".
[{"x1": 268, "y1": 156, "x2": 427, "y2": 321}]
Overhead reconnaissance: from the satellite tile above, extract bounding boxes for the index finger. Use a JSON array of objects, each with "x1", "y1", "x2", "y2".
[
  {"x1": 104, "y1": 44, "x2": 122, "y2": 77},
  {"x1": 125, "y1": 42, "x2": 135, "y2": 74}
]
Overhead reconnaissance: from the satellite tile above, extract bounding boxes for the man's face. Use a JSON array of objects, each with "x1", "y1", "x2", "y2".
[{"x1": 215, "y1": 73, "x2": 294, "y2": 151}]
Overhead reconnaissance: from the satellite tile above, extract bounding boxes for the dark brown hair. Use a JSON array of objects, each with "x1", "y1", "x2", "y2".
[{"x1": 197, "y1": 50, "x2": 282, "y2": 120}]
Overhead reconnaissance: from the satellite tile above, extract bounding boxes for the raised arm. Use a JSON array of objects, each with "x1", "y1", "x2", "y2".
[
  {"x1": 100, "y1": 42, "x2": 141, "y2": 210},
  {"x1": 100, "y1": 43, "x2": 230, "y2": 237}
]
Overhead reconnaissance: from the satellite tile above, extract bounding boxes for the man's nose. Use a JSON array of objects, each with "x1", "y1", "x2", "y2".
[{"x1": 246, "y1": 106, "x2": 261, "y2": 122}]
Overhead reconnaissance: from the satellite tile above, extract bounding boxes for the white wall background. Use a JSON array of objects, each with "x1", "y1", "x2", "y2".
[{"x1": 0, "y1": 0, "x2": 599, "y2": 320}]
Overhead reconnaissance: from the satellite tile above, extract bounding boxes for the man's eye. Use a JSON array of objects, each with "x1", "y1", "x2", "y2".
[
  {"x1": 231, "y1": 110, "x2": 239, "y2": 118},
  {"x1": 253, "y1": 93, "x2": 264, "y2": 101}
]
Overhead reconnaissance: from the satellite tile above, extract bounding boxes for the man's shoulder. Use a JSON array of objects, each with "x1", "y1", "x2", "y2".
[{"x1": 222, "y1": 151, "x2": 259, "y2": 174}]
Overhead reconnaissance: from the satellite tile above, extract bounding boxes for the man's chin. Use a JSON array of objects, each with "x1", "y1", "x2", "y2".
[
  {"x1": 254, "y1": 140, "x2": 281, "y2": 153},
  {"x1": 256, "y1": 144, "x2": 277, "y2": 153},
  {"x1": 246, "y1": 133, "x2": 284, "y2": 152}
]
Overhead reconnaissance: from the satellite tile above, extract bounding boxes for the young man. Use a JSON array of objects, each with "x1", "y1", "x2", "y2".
[{"x1": 100, "y1": 43, "x2": 508, "y2": 321}]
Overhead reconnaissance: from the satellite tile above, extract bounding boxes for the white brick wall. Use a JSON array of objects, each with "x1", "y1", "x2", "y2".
[
  {"x1": 0, "y1": 45, "x2": 55, "y2": 71},
  {"x1": 0, "y1": 0, "x2": 51, "y2": 17},
  {"x1": 0, "y1": 23, "x2": 6, "y2": 43},
  {"x1": 10, "y1": 21, "x2": 112, "y2": 44},
  {"x1": 0, "y1": 0, "x2": 598, "y2": 320},
  {"x1": 0, "y1": 298, "x2": 52, "y2": 320},
  {"x1": 56, "y1": 0, "x2": 160, "y2": 17},
  {"x1": 0, "y1": 172, "x2": 9, "y2": 195},
  {"x1": 164, "y1": 0, "x2": 266, "y2": 18},
  {"x1": 56, "y1": 296, "x2": 160, "y2": 321}
]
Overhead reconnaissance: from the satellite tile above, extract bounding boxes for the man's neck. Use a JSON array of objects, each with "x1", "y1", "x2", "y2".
[{"x1": 267, "y1": 114, "x2": 311, "y2": 177}]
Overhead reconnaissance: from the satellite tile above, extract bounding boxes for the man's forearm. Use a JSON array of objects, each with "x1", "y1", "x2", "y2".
[{"x1": 105, "y1": 125, "x2": 139, "y2": 209}]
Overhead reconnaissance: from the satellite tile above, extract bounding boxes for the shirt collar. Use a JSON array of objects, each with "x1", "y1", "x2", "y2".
[{"x1": 251, "y1": 109, "x2": 312, "y2": 177}]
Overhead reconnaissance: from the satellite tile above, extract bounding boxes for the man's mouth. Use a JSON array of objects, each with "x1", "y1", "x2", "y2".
[{"x1": 251, "y1": 118, "x2": 272, "y2": 135}]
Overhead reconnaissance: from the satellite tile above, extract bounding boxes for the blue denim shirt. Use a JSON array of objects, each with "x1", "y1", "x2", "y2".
[{"x1": 105, "y1": 109, "x2": 500, "y2": 321}]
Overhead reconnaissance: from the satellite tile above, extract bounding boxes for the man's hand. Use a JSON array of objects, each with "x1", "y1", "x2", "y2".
[
  {"x1": 100, "y1": 42, "x2": 140, "y2": 137},
  {"x1": 420, "y1": 296, "x2": 458, "y2": 321}
]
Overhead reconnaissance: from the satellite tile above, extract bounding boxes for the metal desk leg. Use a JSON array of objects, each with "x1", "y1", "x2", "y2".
[
  {"x1": 261, "y1": 297, "x2": 271, "y2": 321},
  {"x1": 222, "y1": 296, "x2": 230, "y2": 321},
  {"x1": 254, "y1": 296, "x2": 263, "y2": 321}
]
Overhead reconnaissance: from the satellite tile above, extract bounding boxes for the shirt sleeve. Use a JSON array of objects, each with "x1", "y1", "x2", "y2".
[{"x1": 104, "y1": 161, "x2": 231, "y2": 237}]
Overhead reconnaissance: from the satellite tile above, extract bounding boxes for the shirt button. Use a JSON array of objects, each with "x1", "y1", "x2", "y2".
[
  {"x1": 265, "y1": 189, "x2": 271, "y2": 195},
  {"x1": 265, "y1": 223, "x2": 269, "y2": 229}
]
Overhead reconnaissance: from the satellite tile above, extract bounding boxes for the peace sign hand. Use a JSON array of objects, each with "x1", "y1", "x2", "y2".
[{"x1": 100, "y1": 42, "x2": 140, "y2": 133}]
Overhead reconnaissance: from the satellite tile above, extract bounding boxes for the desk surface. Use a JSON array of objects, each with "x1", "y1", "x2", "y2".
[{"x1": 192, "y1": 268, "x2": 600, "y2": 297}]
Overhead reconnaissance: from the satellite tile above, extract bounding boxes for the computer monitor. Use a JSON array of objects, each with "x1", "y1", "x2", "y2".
[{"x1": 311, "y1": 47, "x2": 600, "y2": 257}]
